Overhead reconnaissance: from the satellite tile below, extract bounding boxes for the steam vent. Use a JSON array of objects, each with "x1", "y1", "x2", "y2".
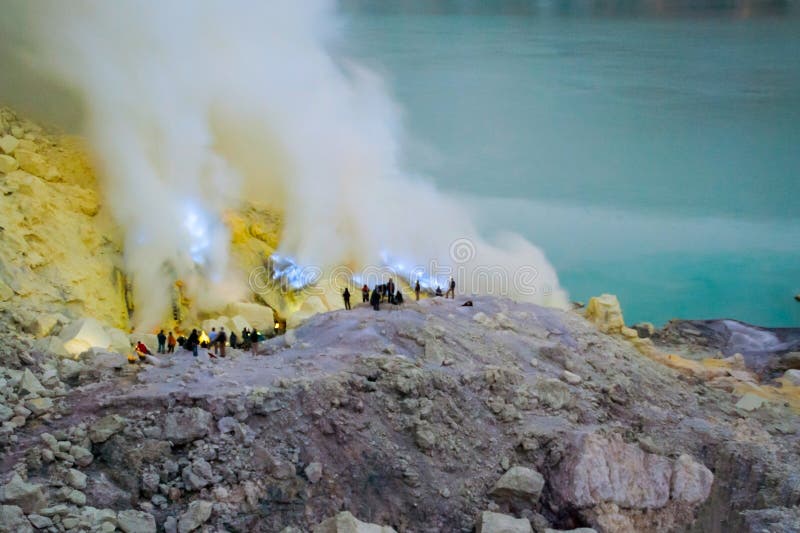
[{"x1": 1, "y1": 2, "x2": 800, "y2": 533}]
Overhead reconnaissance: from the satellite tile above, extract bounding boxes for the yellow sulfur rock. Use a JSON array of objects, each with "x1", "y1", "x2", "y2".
[
  {"x1": 585, "y1": 294, "x2": 626, "y2": 334},
  {"x1": 14, "y1": 149, "x2": 60, "y2": 181},
  {"x1": 0, "y1": 134, "x2": 19, "y2": 154},
  {"x1": 0, "y1": 154, "x2": 18, "y2": 173}
]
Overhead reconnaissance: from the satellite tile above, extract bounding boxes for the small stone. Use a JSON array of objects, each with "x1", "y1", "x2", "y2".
[
  {"x1": 66, "y1": 469, "x2": 87, "y2": 490},
  {"x1": 18, "y1": 369, "x2": 46, "y2": 397},
  {"x1": 66, "y1": 489, "x2": 86, "y2": 506},
  {"x1": 562, "y1": 370, "x2": 582, "y2": 385},
  {"x1": 24, "y1": 397, "x2": 53, "y2": 416},
  {"x1": 27, "y1": 513, "x2": 53, "y2": 529},
  {"x1": 0, "y1": 135, "x2": 19, "y2": 154},
  {"x1": 305, "y1": 462, "x2": 323, "y2": 484},
  {"x1": 490, "y1": 466, "x2": 545, "y2": 501},
  {"x1": 70, "y1": 445, "x2": 94, "y2": 467},
  {"x1": 178, "y1": 500, "x2": 213, "y2": 533},
  {"x1": 89, "y1": 415, "x2": 125, "y2": 443}
]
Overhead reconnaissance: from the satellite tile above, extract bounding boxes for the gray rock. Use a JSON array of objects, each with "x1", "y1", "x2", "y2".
[
  {"x1": 117, "y1": 509, "x2": 156, "y2": 533},
  {"x1": 18, "y1": 369, "x2": 46, "y2": 396},
  {"x1": 0, "y1": 473, "x2": 46, "y2": 513},
  {"x1": 535, "y1": 378, "x2": 572, "y2": 410},
  {"x1": 66, "y1": 489, "x2": 86, "y2": 505},
  {"x1": 491, "y1": 466, "x2": 545, "y2": 501},
  {"x1": 305, "y1": 462, "x2": 323, "y2": 484},
  {"x1": 0, "y1": 504, "x2": 33, "y2": 533},
  {"x1": 163, "y1": 408, "x2": 213, "y2": 444},
  {"x1": 182, "y1": 458, "x2": 213, "y2": 491},
  {"x1": 89, "y1": 415, "x2": 126, "y2": 443},
  {"x1": 671, "y1": 454, "x2": 714, "y2": 504},
  {"x1": 313, "y1": 511, "x2": 397, "y2": 533},
  {"x1": 24, "y1": 397, "x2": 53, "y2": 416},
  {"x1": 66, "y1": 468, "x2": 87, "y2": 490},
  {"x1": 477, "y1": 511, "x2": 532, "y2": 533},
  {"x1": 0, "y1": 404, "x2": 12, "y2": 422},
  {"x1": 70, "y1": 445, "x2": 94, "y2": 467},
  {"x1": 178, "y1": 500, "x2": 213, "y2": 533},
  {"x1": 27, "y1": 513, "x2": 53, "y2": 529}
]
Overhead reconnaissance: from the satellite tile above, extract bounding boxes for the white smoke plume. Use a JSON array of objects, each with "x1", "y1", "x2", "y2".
[{"x1": 7, "y1": 0, "x2": 567, "y2": 326}]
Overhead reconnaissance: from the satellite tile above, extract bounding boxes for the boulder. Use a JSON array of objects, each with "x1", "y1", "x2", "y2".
[
  {"x1": 562, "y1": 370, "x2": 582, "y2": 385},
  {"x1": 178, "y1": 500, "x2": 213, "y2": 533},
  {"x1": 14, "y1": 150, "x2": 60, "y2": 180},
  {"x1": 584, "y1": 294, "x2": 625, "y2": 334},
  {"x1": 535, "y1": 378, "x2": 572, "y2": 410},
  {"x1": 182, "y1": 458, "x2": 213, "y2": 490},
  {"x1": 305, "y1": 462, "x2": 323, "y2": 484},
  {"x1": 0, "y1": 154, "x2": 18, "y2": 174},
  {"x1": 225, "y1": 302, "x2": 275, "y2": 331},
  {"x1": 26, "y1": 313, "x2": 66, "y2": 337},
  {"x1": 89, "y1": 415, "x2": 126, "y2": 443},
  {"x1": 117, "y1": 509, "x2": 156, "y2": 533},
  {"x1": 66, "y1": 469, "x2": 87, "y2": 490},
  {"x1": 0, "y1": 134, "x2": 19, "y2": 154},
  {"x1": 490, "y1": 466, "x2": 545, "y2": 501},
  {"x1": 106, "y1": 327, "x2": 133, "y2": 353},
  {"x1": 18, "y1": 369, "x2": 46, "y2": 396},
  {"x1": 59, "y1": 359, "x2": 85, "y2": 381},
  {"x1": 671, "y1": 454, "x2": 714, "y2": 504},
  {"x1": 0, "y1": 505, "x2": 33, "y2": 533},
  {"x1": 735, "y1": 393, "x2": 765, "y2": 412},
  {"x1": 0, "y1": 473, "x2": 46, "y2": 513},
  {"x1": 60, "y1": 318, "x2": 112, "y2": 357},
  {"x1": 34, "y1": 336, "x2": 69, "y2": 357},
  {"x1": 313, "y1": 511, "x2": 397, "y2": 533},
  {"x1": 782, "y1": 369, "x2": 800, "y2": 386},
  {"x1": 24, "y1": 397, "x2": 53, "y2": 416},
  {"x1": 476, "y1": 511, "x2": 532, "y2": 533},
  {"x1": 163, "y1": 408, "x2": 213, "y2": 444},
  {"x1": 550, "y1": 432, "x2": 672, "y2": 509}
]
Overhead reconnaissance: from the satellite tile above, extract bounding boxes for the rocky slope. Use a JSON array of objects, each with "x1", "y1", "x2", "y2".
[{"x1": 1, "y1": 296, "x2": 798, "y2": 532}]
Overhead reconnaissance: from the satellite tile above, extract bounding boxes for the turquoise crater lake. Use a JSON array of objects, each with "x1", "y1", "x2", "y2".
[{"x1": 343, "y1": 0, "x2": 800, "y2": 327}]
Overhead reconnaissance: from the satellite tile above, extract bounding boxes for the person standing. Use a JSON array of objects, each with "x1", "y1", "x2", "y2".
[
  {"x1": 187, "y1": 329, "x2": 200, "y2": 357},
  {"x1": 229, "y1": 331, "x2": 238, "y2": 349},
  {"x1": 415, "y1": 280, "x2": 421, "y2": 301},
  {"x1": 250, "y1": 329, "x2": 260, "y2": 356},
  {"x1": 343, "y1": 288, "x2": 351, "y2": 310},
  {"x1": 167, "y1": 331, "x2": 176, "y2": 353},
  {"x1": 157, "y1": 330, "x2": 167, "y2": 354},
  {"x1": 370, "y1": 286, "x2": 381, "y2": 311},
  {"x1": 217, "y1": 327, "x2": 227, "y2": 358},
  {"x1": 446, "y1": 277, "x2": 456, "y2": 299},
  {"x1": 387, "y1": 278, "x2": 395, "y2": 304},
  {"x1": 362, "y1": 284, "x2": 370, "y2": 303}
]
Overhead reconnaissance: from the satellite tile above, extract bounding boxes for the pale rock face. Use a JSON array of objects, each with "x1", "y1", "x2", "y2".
[
  {"x1": 735, "y1": 393, "x2": 766, "y2": 412},
  {"x1": 584, "y1": 294, "x2": 625, "y2": 334},
  {"x1": 34, "y1": 336, "x2": 70, "y2": 357},
  {"x1": 0, "y1": 154, "x2": 18, "y2": 173},
  {"x1": 19, "y1": 368, "x2": 46, "y2": 396},
  {"x1": 671, "y1": 454, "x2": 714, "y2": 504},
  {"x1": 225, "y1": 302, "x2": 276, "y2": 332},
  {"x1": 313, "y1": 511, "x2": 397, "y2": 533},
  {"x1": 59, "y1": 318, "x2": 113, "y2": 356},
  {"x1": 550, "y1": 432, "x2": 714, "y2": 512},
  {"x1": 230, "y1": 314, "x2": 253, "y2": 334},
  {"x1": 14, "y1": 149, "x2": 61, "y2": 181},
  {"x1": 476, "y1": 511, "x2": 532, "y2": 533},
  {"x1": 490, "y1": 466, "x2": 545, "y2": 501},
  {"x1": 782, "y1": 369, "x2": 800, "y2": 386},
  {"x1": 129, "y1": 333, "x2": 158, "y2": 353},
  {"x1": 178, "y1": 500, "x2": 213, "y2": 533},
  {"x1": 107, "y1": 327, "x2": 133, "y2": 353}
]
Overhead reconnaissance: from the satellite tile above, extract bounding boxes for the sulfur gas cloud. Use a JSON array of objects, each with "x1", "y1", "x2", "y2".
[{"x1": 2, "y1": 0, "x2": 568, "y2": 325}]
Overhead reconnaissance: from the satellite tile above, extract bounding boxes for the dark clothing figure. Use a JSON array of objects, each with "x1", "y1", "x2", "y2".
[
  {"x1": 370, "y1": 288, "x2": 381, "y2": 311},
  {"x1": 414, "y1": 280, "x2": 421, "y2": 301},
  {"x1": 250, "y1": 329, "x2": 260, "y2": 355},
  {"x1": 177, "y1": 335, "x2": 186, "y2": 347},
  {"x1": 362, "y1": 284, "x2": 370, "y2": 303},
  {"x1": 435, "y1": 286, "x2": 443, "y2": 297},
  {"x1": 187, "y1": 330, "x2": 200, "y2": 357},
  {"x1": 229, "y1": 332, "x2": 238, "y2": 349},
  {"x1": 446, "y1": 277, "x2": 456, "y2": 299},
  {"x1": 343, "y1": 288, "x2": 351, "y2": 310},
  {"x1": 395, "y1": 290, "x2": 403, "y2": 305},
  {"x1": 167, "y1": 332, "x2": 176, "y2": 353},
  {"x1": 387, "y1": 279, "x2": 395, "y2": 304},
  {"x1": 157, "y1": 330, "x2": 167, "y2": 354},
  {"x1": 217, "y1": 329, "x2": 227, "y2": 357}
]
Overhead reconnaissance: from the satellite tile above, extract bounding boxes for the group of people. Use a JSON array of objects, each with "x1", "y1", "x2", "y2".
[
  {"x1": 129, "y1": 325, "x2": 266, "y2": 363},
  {"x1": 343, "y1": 277, "x2": 456, "y2": 311}
]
